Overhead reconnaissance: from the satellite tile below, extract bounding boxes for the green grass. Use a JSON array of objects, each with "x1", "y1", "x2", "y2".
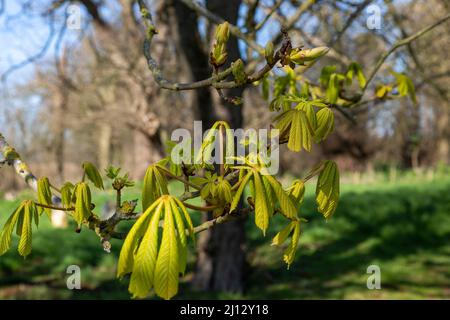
[{"x1": 0, "y1": 175, "x2": 449, "y2": 299}]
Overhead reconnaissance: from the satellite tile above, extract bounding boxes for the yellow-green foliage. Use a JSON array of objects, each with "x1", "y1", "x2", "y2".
[
  {"x1": 271, "y1": 220, "x2": 301, "y2": 268},
  {"x1": 82, "y1": 162, "x2": 104, "y2": 189},
  {"x1": 37, "y1": 177, "x2": 52, "y2": 216},
  {"x1": 117, "y1": 195, "x2": 193, "y2": 300},
  {"x1": 316, "y1": 160, "x2": 340, "y2": 219},
  {"x1": 230, "y1": 168, "x2": 298, "y2": 235},
  {"x1": 73, "y1": 182, "x2": 92, "y2": 227},
  {"x1": 142, "y1": 164, "x2": 169, "y2": 211},
  {"x1": 0, "y1": 200, "x2": 38, "y2": 257},
  {"x1": 60, "y1": 182, "x2": 74, "y2": 208}
]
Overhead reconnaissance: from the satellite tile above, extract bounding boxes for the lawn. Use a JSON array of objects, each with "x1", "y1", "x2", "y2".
[{"x1": 0, "y1": 172, "x2": 449, "y2": 299}]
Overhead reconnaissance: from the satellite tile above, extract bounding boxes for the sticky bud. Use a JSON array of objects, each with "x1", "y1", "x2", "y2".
[
  {"x1": 211, "y1": 43, "x2": 227, "y2": 67},
  {"x1": 290, "y1": 46, "x2": 329, "y2": 64},
  {"x1": 231, "y1": 59, "x2": 247, "y2": 85},
  {"x1": 265, "y1": 41, "x2": 275, "y2": 64},
  {"x1": 215, "y1": 22, "x2": 230, "y2": 43}
]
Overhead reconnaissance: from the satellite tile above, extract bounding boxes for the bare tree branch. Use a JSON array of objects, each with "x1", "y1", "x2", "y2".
[{"x1": 363, "y1": 13, "x2": 450, "y2": 93}]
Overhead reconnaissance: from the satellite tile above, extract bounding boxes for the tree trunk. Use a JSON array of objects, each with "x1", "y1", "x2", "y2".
[
  {"x1": 436, "y1": 105, "x2": 450, "y2": 164},
  {"x1": 172, "y1": 0, "x2": 247, "y2": 293},
  {"x1": 98, "y1": 123, "x2": 112, "y2": 171}
]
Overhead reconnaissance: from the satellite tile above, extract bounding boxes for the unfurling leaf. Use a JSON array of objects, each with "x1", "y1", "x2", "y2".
[
  {"x1": 60, "y1": 182, "x2": 74, "y2": 208},
  {"x1": 326, "y1": 73, "x2": 339, "y2": 104},
  {"x1": 274, "y1": 109, "x2": 313, "y2": 152},
  {"x1": 215, "y1": 21, "x2": 229, "y2": 43},
  {"x1": 283, "y1": 221, "x2": 301, "y2": 268},
  {"x1": 230, "y1": 171, "x2": 252, "y2": 212},
  {"x1": 375, "y1": 84, "x2": 392, "y2": 99},
  {"x1": 290, "y1": 47, "x2": 329, "y2": 65},
  {"x1": 316, "y1": 160, "x2": 340, "y2": 219},
  {"x1": 392, "y1": 72, "x2": 417, "y2": 104},
  {"x1": 314, "y1": 107, "x2": 335, "y2": 142},
  {"x1": 252, "y1": 170, "x2": 270, "y2": 235},
  {"x1": 37, "y1": 177, "x2": 52, "y2": 216},
  {"x1": 154, "y1": 198, "x2": 179, "y2": 300},
  {"x1": 82, "y1": 162, "x2": 104, "y2": 189},
  {"x1": 0, "y1": 203, "x2": 23, "y2": 255},
  {"x1": 215, "y1": 177, "x2": 233, "y2": 204},
  {"x1": 288, "y1": 179, "x2": 305, "y2": 206},
  {"x1": 74, "y1": 182, "x2": 92, "y2": 227},
  {"x1": 18, "y1": 201, "x2": 33, "y2": 257},
  {"x1": 264, "y1": 41, "x2": 275, "y2": 64},
  {"x1": 128, "y1": 202, "x2": 163, "y2": 298},
  {"x1": 118, "y1": 195, "x2": 193, "y2": 300},
  {"x1": 232, "y1": 59, "x2": 247, "y2": 85},
  {"x1": 142, "y1": 164, "x2": 169, "y2": 211},
  {"x1": 0, "y1": 200, "x2": 38, "y2": 257},
  {"x1": 264, "y1": 175, "x2": 298, "y2": 220},
  {"x1": 272, "y1": 221, "x2": 296, "y2": 246},
  {"x1": 105, "y1": 165, "x2": 121, "y2": 179},
  {"x1": 346, "y1": 62, "x2": 366, "y2": 88}
]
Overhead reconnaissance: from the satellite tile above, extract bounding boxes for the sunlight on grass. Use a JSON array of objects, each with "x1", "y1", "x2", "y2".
[{"x1": 0, "y1": 172, "x2": 449, "y2": 299}]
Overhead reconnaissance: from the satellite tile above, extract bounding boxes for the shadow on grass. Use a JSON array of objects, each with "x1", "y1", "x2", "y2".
[
  {"x1": 1, "y1": 181, "x2": 450, "y2": 299},
  {"x1": 241, "y1": 183, "x2": 450, "y2": 299}
]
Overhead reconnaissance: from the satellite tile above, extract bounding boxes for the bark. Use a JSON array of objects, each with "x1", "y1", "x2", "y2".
[
  {"x1": 436, "y1": 105, "x2": 450, "y2": 164},
  {"x1": 171, "y1": 0, "x2": 247, "y2": 293},
  {"x1": 98, "y1": 122, "x2": 112, "y2": 171},
  {"x1": 170, "y1": 0, "x2": 216, "y2": 128}
]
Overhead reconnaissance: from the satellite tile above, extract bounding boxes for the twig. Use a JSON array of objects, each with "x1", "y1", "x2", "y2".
[
  {"x1": 193, "y1": 208, "x2": 252, "y2": 234},
  {"x1": 179, "y1": 0, "x2": 264, "y2": 54},
  {"x1": 363, "y1": 13, "x2": 450, "y2": 93}
]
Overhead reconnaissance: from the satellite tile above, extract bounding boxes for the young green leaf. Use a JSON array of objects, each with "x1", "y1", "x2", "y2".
[
  {"x1": 346, "y1": 62, "x2": 366, "y2": 88},
  {"x1": 37, "y1": 177, "x2": 52, "y2": 216},
  {"x1": 264, "y1": 175, "x2": 298, "y2": 220},
  {"x1": 283, "y1": 221, "x2": 301, "y2": 268},
  {"x1": 314, "y1": 107, "x2": 335, "y2": 142},
  {"x1": 154, "y1": 198, "x2": 179, "y2": 300},
  {"x1": 393, "y1": 72, "x2": 417, "y2": 104},
  {"x1": 316, "y1": 160, "x2": 340, "y2": 219},
  {"x1": 173, "y1": 197, "x2": 194, "y2": 239},
  {"x1": 82, "y1": 162, "x2": 104, "y2": 189},
  {"x1": 230, "y1": 171, "x2": 252, "y2": 212},
  {"x1": 253, "y1": 171, "x2": 270, "y2": 235},
  {"x1": 142, "y1": 165, "x2": 168, "y2": 211},
  {"x1": 274, "y1": 109, "x2": 313, "y2": 152},
  {"x1": 375, "y1": 84, "x2": 392, "y2": 98},
  {"x1": 74, "y1": 182, "x2": 92, "y2": 227},
  {"x1": 18, "y1": 201, "x2": 33, "y2": 257},
  {"x1": 288, "y1": 179, "x2": 306, "y2": 206},
  {"x1": 0, "y1": 203, "x2": 23, "y2": 255},
  {"x1": 60, "y1": 182, "x2": 74, "y2": 208},
  {"x1": 170, "y1": 199, "x2": 186, "y2": 247},
  {"x1": 326, "y1": 73, "x2": 339, "y2": 104},
  {"x1": 117, "y1": 200, "x2": 161, "y2": 278},
  {"x1": 1, "y1": 201, "x2": 38, "y2": 257},
  {"x1": 272, "y1": 221, "x2": 296, "y2": 246},
  {"x1": 128, "y1": 202, "x2": 163, "y2": 298}
]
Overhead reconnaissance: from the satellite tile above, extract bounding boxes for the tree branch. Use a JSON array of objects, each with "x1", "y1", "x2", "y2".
[
  {"x1": 179, "y1": 0, "x2": 264, "y2": 54},
  {"x1": 138, "y1": 0, "x2": 285, "y2": 92},
  {"x1": 363, "y1": 13, "x2": 450, "y2": 93}
]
